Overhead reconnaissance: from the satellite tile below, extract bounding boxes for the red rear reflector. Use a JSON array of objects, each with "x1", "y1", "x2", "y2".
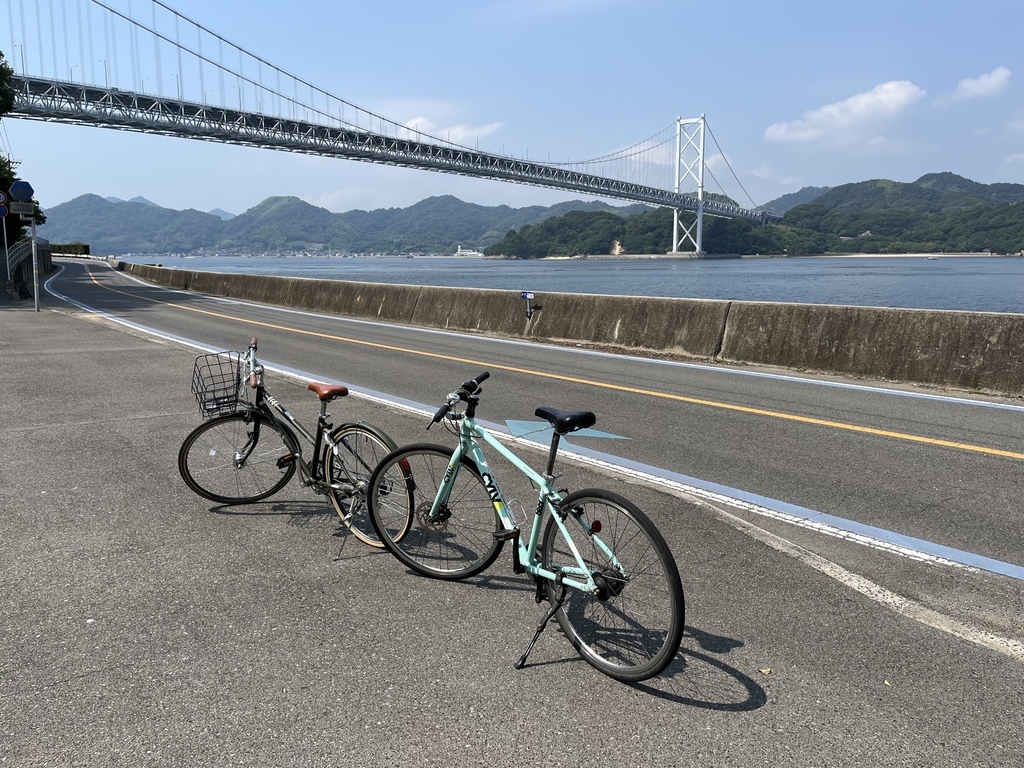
[{"x1": 591, "y1": 520, "x2": 602, "y2": 533}]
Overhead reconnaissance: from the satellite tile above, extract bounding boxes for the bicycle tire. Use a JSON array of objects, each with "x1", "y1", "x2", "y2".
[
  {"x1": 368, "y1": 444, "x2": 503, "y2": 580},
  {"x1": 324, "y1": 422, "x2": 398, "y2": 547},
  {"x1": 178, "y1": 412, "x2": 298, "y2": 504},
  {"x1": 541, "y1": 488, "x2": 685, "y2": 682}
]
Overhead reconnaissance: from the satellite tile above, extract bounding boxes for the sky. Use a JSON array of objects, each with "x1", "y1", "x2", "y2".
[{"x1": 1, "y1": 0, "x2": 1022, "y2": 216}]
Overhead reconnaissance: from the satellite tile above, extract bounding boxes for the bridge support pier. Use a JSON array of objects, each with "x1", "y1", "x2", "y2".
[{"x1": 671, "y1": 115, "x2": 706, "y2": 256}]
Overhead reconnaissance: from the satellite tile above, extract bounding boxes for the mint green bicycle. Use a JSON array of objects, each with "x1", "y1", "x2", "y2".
[{"x1": 367, "y1": 372, "x2": 685, "y2": 682}]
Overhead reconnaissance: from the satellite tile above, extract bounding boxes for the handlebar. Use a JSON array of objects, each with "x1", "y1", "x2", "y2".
[
  {"x1": 246, "y1": 337, "x2": 261, "y2": 389},
  {"x1": 428, "y1": 371, "x2": 490, "y2": 428}
]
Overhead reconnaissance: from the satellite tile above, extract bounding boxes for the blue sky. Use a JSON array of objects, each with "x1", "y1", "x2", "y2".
[{"x1": 1, "y1": 0, "x2": 1022, "y2": 215}]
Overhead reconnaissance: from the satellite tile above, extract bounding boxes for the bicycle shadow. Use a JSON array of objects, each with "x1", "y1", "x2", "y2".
[
  {"x1": 466, "y1": 572, "x2": 535, "y2": 594},
  {"x1": 520, "y1": 625, "x2": 765, "y2": 711},
  {"x1": 203, "y1": 498, "x2": 389, "y2": 561},
  {"x1": 429, "y1": 572, "x2": 766, "y2": 710},
  {"x1": 627, "y1": 626, "x2": 765, "y2": 711},
  {"x1": 207, "y1": 498, "x2": 335, "y2": 519},
  {"x1": 330, "y1": 525, "x2": 392, "y2": 562}
]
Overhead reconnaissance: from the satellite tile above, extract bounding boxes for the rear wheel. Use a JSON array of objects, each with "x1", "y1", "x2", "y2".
[
  {"x1": 178, "y1": 412, "x2": 297, "y2": 504},
  {"x1": 368, "y1": 444, "x2": 503, "y2": 580},
  {"x1": 324, "y1": 423, "x2": 397, "y2": 547},
  {"x1": 541, "y1": 489, "x2": 684, "y2": 682}
]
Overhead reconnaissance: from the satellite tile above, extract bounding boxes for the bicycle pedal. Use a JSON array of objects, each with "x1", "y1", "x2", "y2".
[
  {"x1": 276, "y1": 453, "x2": 297, "y2": 469},
  {"x1": 492, "y1": 527, "x2": 519, "y2": 542}
]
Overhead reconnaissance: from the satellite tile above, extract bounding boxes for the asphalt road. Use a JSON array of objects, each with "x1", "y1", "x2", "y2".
[{"x1": 1, "y1": 259, "x2": 1020, "y2": 766}]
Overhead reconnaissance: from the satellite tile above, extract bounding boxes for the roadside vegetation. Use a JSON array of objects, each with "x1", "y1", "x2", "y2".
[{"x1": 0, "y1": 50, "x2": 46, "y2": 247}]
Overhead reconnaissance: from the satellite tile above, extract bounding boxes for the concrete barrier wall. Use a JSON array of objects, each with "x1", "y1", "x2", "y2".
[
  {"x1": 720, "y1": 301, "x2": 1024, "y2": 394},
  {"x1": 116, "y1": 262, "x2": 1024, "y2": 395}
]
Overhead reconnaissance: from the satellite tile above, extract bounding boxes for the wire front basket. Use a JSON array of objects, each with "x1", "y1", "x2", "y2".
[{"x1": 191, "y1": 351, "x2": 245, "y2": 419}]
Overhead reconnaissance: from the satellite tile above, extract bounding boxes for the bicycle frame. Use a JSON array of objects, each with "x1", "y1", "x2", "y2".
[
  {"x1": 435, "y1": 414, "x2": 621, "y2": 596},
  {"x1": 238, "y1": 356, "x2": 349, "y2": 494}
]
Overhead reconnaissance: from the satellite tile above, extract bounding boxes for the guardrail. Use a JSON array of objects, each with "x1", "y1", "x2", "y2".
[{"x1": 115, "y1": 262, "x2": 1024, "y2": 395}]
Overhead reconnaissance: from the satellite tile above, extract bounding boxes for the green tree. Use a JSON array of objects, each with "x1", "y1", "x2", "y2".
[
  {"x1": 1, "y1": 49, "x2": 44, "y2": 249},
  {"x1": 0, "y1": 50, "x2": 14, "y2": 116}
]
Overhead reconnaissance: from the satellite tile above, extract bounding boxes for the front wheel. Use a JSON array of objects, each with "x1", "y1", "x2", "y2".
[
  {"x1": 367, "y1": 444, "x2": 503, "y2": 580},
  {"x1": 541, "y1": 489, "x2": 685, "y2": 682},
  {"x1": 178, "y1": 412, "x2": 298, "y2": 504},
  {"x1": 324, "y1": 423, "x2": 398, "y2": 547}
]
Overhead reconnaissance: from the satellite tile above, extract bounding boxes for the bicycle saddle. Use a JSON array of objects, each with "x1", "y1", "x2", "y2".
[
  {"x1": 308, "y1": 382, "x2": 349, "y2": 401},
  {"x1": 535, "y1": 407, "x2": 596, "y2": 435}
]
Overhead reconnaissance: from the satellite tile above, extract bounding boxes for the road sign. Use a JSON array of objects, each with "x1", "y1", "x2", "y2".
[
  {"x1": 9, "y1": 181, "x2": 34, "y2": 202},
  {"x1": 9, "y1": 201, "x2": 34, "y2": 215},
  {"x1": 0, "y1": 205, "x2": 7, "y2": 218},
  {"x1": 0, "y1": 192, "x2": 6, "y2": 204}
]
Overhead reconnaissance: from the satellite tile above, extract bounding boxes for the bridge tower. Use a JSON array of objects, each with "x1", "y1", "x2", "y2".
[{"x1": 671, "y1": 115, "x2": 706, "y2": 255}]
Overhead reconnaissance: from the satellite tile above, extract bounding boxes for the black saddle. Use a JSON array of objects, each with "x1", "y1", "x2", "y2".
[{"x1": 535, "y1": 406, "x2": 596, "y2": 435}]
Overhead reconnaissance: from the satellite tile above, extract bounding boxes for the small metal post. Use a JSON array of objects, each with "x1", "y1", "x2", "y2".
[
  {"x1": 521, "y1": 291, "x2": 536, "y2": 319},
  {"x1": 2, "y1": 217, "x2": 9, "y2": 285},
  {"x1": 31, "y1": 215, "x2": 39, "y2": 312}
]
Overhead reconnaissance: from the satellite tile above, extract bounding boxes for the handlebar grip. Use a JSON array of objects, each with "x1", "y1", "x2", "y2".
[
  {"x1": 431, "y1": 403, "x2": 452, "y2": 423},
  {"x1": 461, "y1": 372, "x2": 490, "y2": 392},
  {"x1": 249, "y1": 337, "x2": 258, "y2": 351}
]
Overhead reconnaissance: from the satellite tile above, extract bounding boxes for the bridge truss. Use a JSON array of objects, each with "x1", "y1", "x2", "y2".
[{"x1": 11, "y1": 75, "x2": 773, "y2": 229}]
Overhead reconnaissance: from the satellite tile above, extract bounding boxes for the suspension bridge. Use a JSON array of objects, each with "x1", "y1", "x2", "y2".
[{"x1": 2, "y1": 0, "x2": 775, "y2": 256}]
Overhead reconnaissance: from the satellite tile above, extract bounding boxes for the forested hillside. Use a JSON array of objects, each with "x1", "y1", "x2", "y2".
[
  {"x1": 38, "y1": 194, "x2": 648, "y2": 255},
  {"x1": 37, "y1": 173, "x2": 1024, "y2": 257},
  {"x1": 484, "y1": 173, "x2": 1024, "y2": 257}
]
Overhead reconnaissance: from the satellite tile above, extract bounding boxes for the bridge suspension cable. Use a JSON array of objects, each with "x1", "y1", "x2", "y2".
[{"x1": 2, "y1": 0, "x2": 774, "y2": 248}]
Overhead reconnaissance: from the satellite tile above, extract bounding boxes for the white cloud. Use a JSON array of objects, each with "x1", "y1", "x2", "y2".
[
  {"x1": 764, "y1": 81, "x2": 926, "y2": 145},
  {"x1": 943, "y1": 66, "x2": 1012, "y2": 103},
  {"x1": 400, "y1": 116, "x2": 503, "y2": 147},
  {"x1": 1005, "y1": 152, "x2": 1024, "y2": 164}
]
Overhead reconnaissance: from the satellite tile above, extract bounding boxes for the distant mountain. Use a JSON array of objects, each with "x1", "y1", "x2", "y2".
[
  {"x1": 780, "y1": 173, "x2": 1024, "y2": 253},
  {"x1": 41, "y1": 174, "x2": 1023, "y2": 257},
  {"x1": 44, "y1": 194, "x2": 225, "y2": 253},
  {"x1": 758, "y1": 186, "x2": 830, "y2": 215},
  {"x1": 484, "y1": 172, "x2": 1024, "y2": 257},
  {"x1": 105, "y1": 195, "x2": 160, "y2": 206},
  {"x1": 38, "y1": 193, "x2": 649, "y2": 255},
  {"x1": 790, "y1": 173, "x2": 1024, "y2": 217},
  {"x1": 208, "y1": 208, "x2": 235, "y2": 221}
]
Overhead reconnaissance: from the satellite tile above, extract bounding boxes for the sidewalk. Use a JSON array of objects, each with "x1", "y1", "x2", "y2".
[{"x1": 0, "y1": 304, "x2": 439, "y2": 765}]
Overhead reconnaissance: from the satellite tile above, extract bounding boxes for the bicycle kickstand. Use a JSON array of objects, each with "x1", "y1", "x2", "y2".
[{"x1": 514, "y1": 581, "x2": 567, "y2": 670}]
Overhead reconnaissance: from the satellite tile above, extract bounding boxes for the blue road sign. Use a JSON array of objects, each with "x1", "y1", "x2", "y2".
[
  {"x1": 9, "y1": 180, "x2": 34, "y2": 202},
  {"x1": 0, "y1": 205, "x2": 7, "y2": 218}
]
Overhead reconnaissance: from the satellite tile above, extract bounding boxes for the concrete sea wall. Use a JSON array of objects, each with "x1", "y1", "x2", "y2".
[{"x1": 116, "y1": 262, "x2": 1024, "y2": 395}]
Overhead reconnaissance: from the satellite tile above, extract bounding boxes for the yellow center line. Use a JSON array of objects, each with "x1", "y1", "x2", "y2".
[{"x1": 85, "y1": 266, "x2": 1024, "y2": 461}]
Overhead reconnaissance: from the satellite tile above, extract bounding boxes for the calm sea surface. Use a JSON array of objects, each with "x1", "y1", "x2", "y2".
[{"x1": 119, "y1": 255, "x2": 1024, "y2": 314}]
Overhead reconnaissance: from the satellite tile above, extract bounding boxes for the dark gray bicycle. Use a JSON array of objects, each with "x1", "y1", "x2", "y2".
[{"x1": 178, "y1": 338, "x2": 396, "y2": 546}]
